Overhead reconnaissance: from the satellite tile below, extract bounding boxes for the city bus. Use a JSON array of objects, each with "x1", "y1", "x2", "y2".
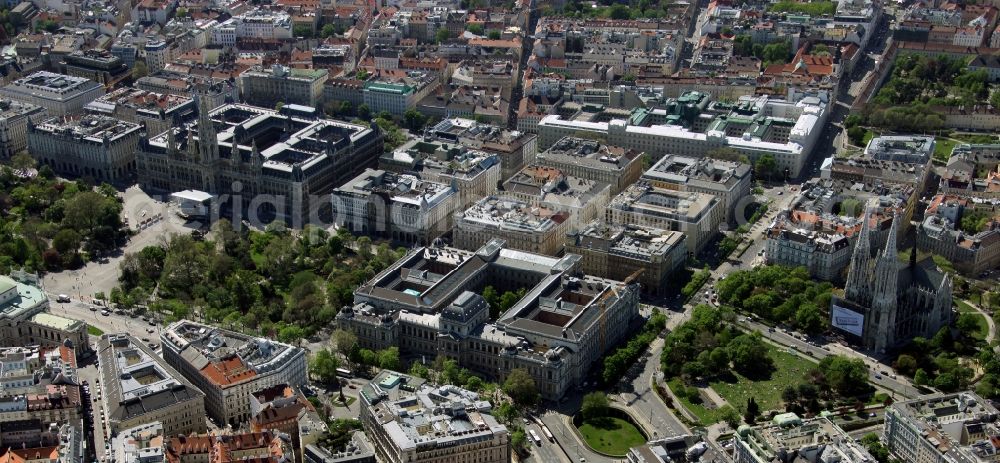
[
  {"x1": 336, "y1": 368, "x2": 353, "y2": 378},
  {"x1": 529, "y1": 430, "x2": 543, "y2": 446}
]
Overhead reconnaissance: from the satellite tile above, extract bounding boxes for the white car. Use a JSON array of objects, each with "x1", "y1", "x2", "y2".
[{"x1": 56, "y1": 294, "x2": 71, "y2": 303}]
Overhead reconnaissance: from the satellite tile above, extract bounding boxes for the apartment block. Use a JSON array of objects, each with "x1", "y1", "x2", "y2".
[
  {"x1": 535, "y1": 137, "x2": 643, "y2": 195},
  {"x1": 97, "y1": 334, "x2": 206, "y2": 436},
  {"x1": 884, "y1": 392, "x2": 999, "y2": 463},
  {"x1": 360, "y1": 370, "x2": 510, "y2": 463},
  {"x1": 426, "y1": 118, "x2": 538, "y2": 180},
  {"x1": 239, "y1": 65, "x2": 328, "y2": 109},
  {"x1": 362, "y1": 71, "x2": 438, "y2": 117},
  {"x1": 641, "y1": 154, "x2": 752, "y2": 225},
  {"x1": 331, "y1": 169, "x2": 458, "y2": 245},
  {"x1": 160, "y1": 320, "x2": 307, "y2": 427},
  {"x1": 0, "y1": 72, "x2": 105, "y2": 116},
  {"x1": 734, "y1": 413, "x2": 875, "y2": 463},
  {"x1": 566, "y1": 221, "x2": 687, "y2": 296},
  {"x1": 502, "y1": 164, "x2": 611, "y2": 231},
  {"x1": 380, "y1": 138, "x2": 502, "y2": 210},
  {"x1": 86, "y1": 88, "x2": 197, "y2": 138},
  {"x1": 163, "y1": 431, "x2": 293, "y2": 463},
  {"x1": 454, "y1": 196, "x2": 571, "y2": 256},
  {"x1": 0, "y1": 99, "x2": 45, "y2": 158},
  {"x1": 606, "y1": 183, "x2": 723, "y2": 257},
  {"x1": 27, "y1": 114, "x2": 143, "y2": 183}
]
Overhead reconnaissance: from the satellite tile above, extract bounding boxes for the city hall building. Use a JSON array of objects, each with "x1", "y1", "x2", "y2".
[{"x1": 136, "y1": 101, "x2": 383, "y2": 226}]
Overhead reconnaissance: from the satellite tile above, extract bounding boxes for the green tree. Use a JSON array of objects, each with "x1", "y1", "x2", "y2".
[
  {"x1": 378, "y1": 347, "x2": 401, "y2": 371},
  {"x1": 719, "y1": 405, "x2": 741, "y2": 428},
  {"x1": 745, "y1": 397, "x2": 760, "y2": 424},
  {"x1": 409, "y1": 362, "x2": 429, "y2": 379},
  {"x1": 894, "y1": 354, "x2": 918, "y2": 376},
  {"x1": 310, "y1": 348, "x2": 341, "y2": 383},
  {"x1": 581, "y1": 392, "x2": 609, "y2": 420},
  {"x1": 781, "y1": 385, "x2": 799, "y2": 404},
  {"x1": 754, "y1": 154, "x2": 778, "y2": 180},
  {"x1": 333, "y1": 329, "x2": 358, "y2": 360},
  {"x1": 817, "y1": 356, "x2": 869, "y2": 396},
  {"x1": 52, "y1": 229, "x2": 80, "y2": 255},
  {"x1": 10, "y1": 152, "x2": 35, "y2": 173},
  {"x1": 847, "y1": 126, "x2": 866, "y2": 146},
  {"x1": 503, "y1": 368, "x2": 539, "y2": 407},
  {"x1": 609, "y1": 4, "x2": 630, "y2": 18},
  {"x1": 914, "y1": 368, "x2": 929, "y2": 386},
  {"x1": 466, "y1": 23, "x2": 484, "y2": 35},
  {"x1": 278, "y1": 325, "x2": 305, "y2": 343},
  {"x1": 321, "y1": 24, "x2": 337, "y2": 38},
  {"x1": 435, "y1": 28, "x2": 451, "y2": 43},
  {"x1": 293, "y1": 24, "x2": 313, "y2": 37},
  {"x1": 403, "y1": 108, "x2": 428, "y2": 131},
  {"x1": 131, "y1": 61, "x2": 149, "y2": 80},
  {"x1": 488, "y1": 30, "x2": 501, "y2": 40},
  {"x1": 727, "y1": 332, "x2": 773, "y2": 376},
  {"x1": 960, "y1": 210, "x2": 990, "y2": 235},
  {"x1": 511, "y1": 429, "x2": 527, "y2": 452}
]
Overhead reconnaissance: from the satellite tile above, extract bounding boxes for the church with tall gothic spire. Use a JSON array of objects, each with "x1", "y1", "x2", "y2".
[{"x1": 832, "y1": 208, "x2": 953, "y2": 353}]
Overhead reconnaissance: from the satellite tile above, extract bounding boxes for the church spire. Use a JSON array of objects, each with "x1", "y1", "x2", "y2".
[
  {"x1": 845, "y1": 203, "x2": 873, "y2": 303},
  {"x1": 870, "y1": 211, "x2": 901, "y2": 353}
]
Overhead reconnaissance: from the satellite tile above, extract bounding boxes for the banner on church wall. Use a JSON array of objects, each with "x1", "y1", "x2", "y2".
[{"x1": 832, "y1": 305, "x2": 864, "y2": 337}]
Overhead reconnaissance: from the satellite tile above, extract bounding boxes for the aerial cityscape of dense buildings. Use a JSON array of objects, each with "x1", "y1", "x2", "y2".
[{"x1": 0, "y1": 0, "x2": 998, "y2": 460}]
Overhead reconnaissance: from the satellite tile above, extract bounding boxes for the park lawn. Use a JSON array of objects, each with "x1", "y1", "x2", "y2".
[
  {"x1": 87, "y1": 325, "x2": 104, "y2": 336},
  {"x1": 934, "y1": 139, "x2": 957, "y2": 162},
  {"x1": 710, "y1": 349, "x2": 817, "y2": 416},
  {"x1": 667, "y1": 378, "x2": 727, "y2": 425},
  {"x1": 577, "y1": 417, "x2": 646, "y2": 456},
  {"x1": 955, "y1": 300, "x2": 989, "y2": 341}
]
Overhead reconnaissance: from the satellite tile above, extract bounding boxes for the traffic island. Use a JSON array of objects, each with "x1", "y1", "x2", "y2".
[{"x1": 572, "y1": 406, "x2": 647, "y2": 457}]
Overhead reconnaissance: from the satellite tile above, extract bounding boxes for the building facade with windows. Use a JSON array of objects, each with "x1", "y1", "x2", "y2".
[
  {"x1": 359, "y1": 370, "x2": 510, "y2": 463},
  {"x1": 27, "y1": 114, "x2": 143, "y2": 183},
  {"x1": 239, "y1": 65, "x2": 328, "y2": 109},
  {"x1": 0, "y1": 99, "x2": 46, "y2": 159},
  {"x1": 641, "y1": 154, "x2": 752, "y2": 225},
  {"x1": 331, "y1": 169, "x2": 458, "y2": 245},
  {"x1": 566, "y1": 221, "x2": 687, "y2": 296},
  {"x1": 606, "y1": 183, "x2": 723, "y2": 257},
  {"x1": 160, "y1": 320, "x2": 307, "y2": 427},
  {"x1": 137, "y1": 102, "x2": 383, "y2": 227},
  {"x1": 454, "y1": 196, "x2": 571, "y2": 256},
  {"x1": 0, "y1": 72, "x2": 105, "y2": 116},
  {"x1": 98, "y1": 333, "x2": 206, "y2": 436},
  {"x1": 883, "y1": 392, "x2": 999, "y2": 463},
  {"x1": 337, "y1": 239, "x2": 640, "y2": 401}
]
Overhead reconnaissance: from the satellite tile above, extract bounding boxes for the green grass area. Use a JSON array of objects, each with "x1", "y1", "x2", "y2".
[
  {"x1": 711, "y1": 349, "x2": 817, "y2": 414},
  {"x1": 769, "y1": 0, "x2": 837, "y2": 15},
  {"x1": 934, "y1": 138, "x2": 958, "y2": 162},
  {"x1": 668, "y1": 378, "x2": 728, "y2": 424},
  {"x1": 955, "y1": 300, "x2": 989, "y2": 341},
  {"x1": 952, "y1": 133, "x2": 998, "y2": 144},
  {"x1": 668, "y1": 348, "x2": 818, "y2": 424},
  {"x1": 577, "y1": 417, "x2": 646, "y2": 456},
  {"x1": 87, "y1": 325, "x2": 104, "y2": 336},
  {"x1": 862, "y1": 130, "x2": 876, "y2": 146}
]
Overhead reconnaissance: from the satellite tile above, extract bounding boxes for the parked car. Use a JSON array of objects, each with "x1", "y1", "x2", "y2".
[{"x1": 56, "y1": 294, "x2": 71, "y2": 303}]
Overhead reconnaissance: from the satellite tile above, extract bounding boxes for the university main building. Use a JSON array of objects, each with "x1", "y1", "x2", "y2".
[
  {"x1": 337, "y1": 239, "x2": 640, "y2": 400},
  {"x1": 136, "y1": 101, "x2": 383, "y2": 226}
]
